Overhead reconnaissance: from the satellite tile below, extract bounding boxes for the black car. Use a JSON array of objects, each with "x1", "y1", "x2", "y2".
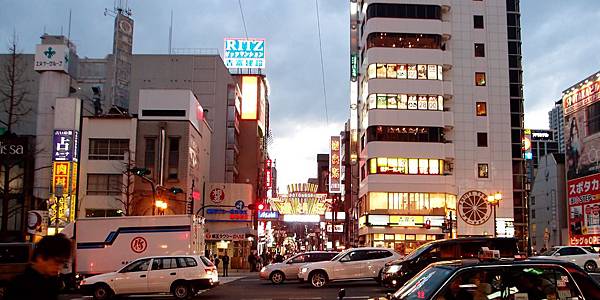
[
  {"x1": 376, "y1": 259, "x2": 600, "y2": 300},
  {"x1": 381, "y1": 237, "x2": 519, "y2": 289}
]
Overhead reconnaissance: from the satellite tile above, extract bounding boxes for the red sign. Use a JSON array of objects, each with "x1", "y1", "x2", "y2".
[
  {"x1": 265, "y1": 159, "x2": 272, "y2": 188},
  {"x1": 568, "y1": 173, "x2": 600, "y2": 246},
  {"x1": 130, "y1": 236, "x2": 148, "y2": 253},
  {"x1": 564, "y1": 79, "x2": 600, "y2": 115},
  {"x1": 329, "y1": 136, "x2": 341, "y2": 193},
  {"x1": 209, "y1": 188, "x2": 225, "y2": 203}
]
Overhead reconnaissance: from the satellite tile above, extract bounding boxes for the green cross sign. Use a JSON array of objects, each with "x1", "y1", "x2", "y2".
[{"x1": 44, "y1": 47, "x2": 56, "y2": 59}]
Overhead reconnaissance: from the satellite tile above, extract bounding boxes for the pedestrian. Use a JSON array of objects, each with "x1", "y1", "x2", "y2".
[
  {"x1": 213, "y1": 254, "x2": 220, "y2": 273},
  {"x1": 248, "y1": 251, "x2": 256, "y2": 272},
  {"x1": 222, "y1": 252, "x2": 230, "y2": 277},
  {"x1": 4, "y1": 234, "x2": 72, "y2": 300}
]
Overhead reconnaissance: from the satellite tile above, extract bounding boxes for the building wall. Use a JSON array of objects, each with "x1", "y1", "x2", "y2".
[
  {"x1": 353, "y1": 0, "x2": 516, "y2": 252},
  {"x1": 530, "y1": 154, "x2": 567, "y2": 250},
  {"x1": 549, "y1": 100, "x2": 565, "y2": 153},
  {"x1": 78, "y1": 117, "x2": 138, "y2": 217}
]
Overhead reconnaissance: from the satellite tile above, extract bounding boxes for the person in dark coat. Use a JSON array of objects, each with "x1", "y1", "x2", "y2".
[
  {"x1": 4, "y1": 234, "x2": 72, "y2": 300},
  {"x1": 248, "y1": 251, "x2": 257, "y2": 271},
  {"x1": 222, "y1": 252, "x2": 230, "y2": 277}
]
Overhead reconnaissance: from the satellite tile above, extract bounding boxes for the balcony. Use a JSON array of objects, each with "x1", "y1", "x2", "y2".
[
  {"x1": 367, "y1": 109, "x2": 448, "y2": 128},
  {"x1": 367, "y1": 79, "x2": 451, "y2": 97},
  {"x1": 359, "y1": 174, "x2": 456, "y2": 197}
]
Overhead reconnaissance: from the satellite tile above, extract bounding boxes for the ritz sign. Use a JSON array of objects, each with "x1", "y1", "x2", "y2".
[{"x1": 224, "y1": 38, "x2": 266, "y2": 69}]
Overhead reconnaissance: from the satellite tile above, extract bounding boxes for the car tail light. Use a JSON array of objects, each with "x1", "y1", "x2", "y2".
[
  {"x1": 514, "y1": 254, "x2": 527, "y2": 260},
  {"x1": 205, "y1": 267, "x2": 215, "y2": 275}
]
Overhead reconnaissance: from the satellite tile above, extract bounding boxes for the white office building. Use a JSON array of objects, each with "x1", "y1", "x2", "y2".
[{"x1": 350, "y1": 0, "x2": 525, "y2": 253}]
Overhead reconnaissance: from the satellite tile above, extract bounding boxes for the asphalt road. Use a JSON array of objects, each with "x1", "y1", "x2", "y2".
[{"x1": 61, "y1": 274, "x2": 389, "y2": 300}]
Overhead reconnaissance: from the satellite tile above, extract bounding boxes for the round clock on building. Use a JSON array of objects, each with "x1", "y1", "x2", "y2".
[{"x1": 458, "y1": 190, "x2": 492, "y2": 225}]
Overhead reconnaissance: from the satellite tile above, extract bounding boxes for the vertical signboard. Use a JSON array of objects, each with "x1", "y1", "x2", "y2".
[
  {"x1": 113, "y1": 13, "x2": 134, "y2": 109},
  {"x1": 265, "y1": 159, "x2": 272, "y2": 188},
  {"x1": 223, "y1": 38, "x2": 266, "y2": 69},
  {"x1": 350, "y1": 54, "x2": 358, "y2": 81},
  {"x1": 523, "y1": 129, "x2": 532, "y2": 160},
  {"x1": 564, "y1": 75, "x2": 600, "y2": 245},
  {"x1": 329, "y1": 136, "x2": 341, "y2": 193},
  {"x1": 50, "y1": 129, "x2": 80, "y2": 226}
]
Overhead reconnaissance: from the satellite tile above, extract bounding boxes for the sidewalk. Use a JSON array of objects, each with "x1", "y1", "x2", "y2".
[{"x1": 216, "y1": 268, "x2": 257, "y2": 278}]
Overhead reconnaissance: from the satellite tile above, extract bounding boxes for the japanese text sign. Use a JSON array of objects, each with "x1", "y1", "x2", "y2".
[
  {"x1": 224, "y1": 38, "x2": 265, "y2": 69},
  {"x1": 34, "y1": 44, "x2": 70, "y2": 73},
  {"x1": 52, "y1": 129, "x2": 78, "y2": 162},
  {"x1": 329, "y1": 136, "x2": 341, "y2": 193}
]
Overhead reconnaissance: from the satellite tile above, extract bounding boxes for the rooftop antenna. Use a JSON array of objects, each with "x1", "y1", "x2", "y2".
[
  {"x1": 104, "y1": 0, "x2": 132, "y2": 17},
  {"x1": 67, "y1": 9, "x2": 72, "y2": 40},
  {"x1": 168, "y1": 10, "x2": 173, "y2": 54}
]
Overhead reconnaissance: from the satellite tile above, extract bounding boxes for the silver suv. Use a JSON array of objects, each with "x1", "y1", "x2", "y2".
[{"x1": 259, "y1": 251, "x2": 337, "y2": 284}]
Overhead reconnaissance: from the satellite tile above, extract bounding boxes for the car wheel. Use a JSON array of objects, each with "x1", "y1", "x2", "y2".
[
  {"x1": 584, "y1": 260, "x2": 597, "y2": 272},
  {"x1": 310, "y1": 271, "x2": 328, "y2": 288},
  {"x1": 270, "y1": 271, "x2": 285, "y2": 284},
  {"x1": 172, "y1": 282, "x2": 191, "y2": 299},
  {"x1": 93, "y1": 283, "x2": 113, "y2": 300}
]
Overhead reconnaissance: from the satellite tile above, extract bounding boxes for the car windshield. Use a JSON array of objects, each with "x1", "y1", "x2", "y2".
[
  {"x1": 393, "y1": 265, "x2": 454, "y2": 300},
  {"x1": 330, "y1": 250, "x2": 348, "y2": 261},
  {"x1": 404, "y1": 242, "x2": 433, "y2": 261},
  {"x1": 541, "y1": 248, "x2": 558, "y2": 256}
]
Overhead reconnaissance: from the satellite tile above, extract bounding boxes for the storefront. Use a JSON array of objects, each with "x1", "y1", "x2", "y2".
[{"x1": 205, "y1": 231, "x2": 253, "y2": 269}]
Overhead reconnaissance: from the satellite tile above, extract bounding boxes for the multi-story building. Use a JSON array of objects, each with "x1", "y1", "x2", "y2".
[
  {"x1": 350, "y1": 0, "x2": 521, "y2": 253},
  {"x1": 563, "y1": 70, "x2": 600, "y2": 247},
  {"x1": 135, "y1": 89, "x2": 212, "y2": 215},
  {"x1": 524, "y1": 129, "x2": 560, "y2": 178},
  {"x1": 529, "y1": 153, "x2": 567, "y2": 250},
  {"x1": 549, "y1": 99, "x2": 565, "y2": 153}
]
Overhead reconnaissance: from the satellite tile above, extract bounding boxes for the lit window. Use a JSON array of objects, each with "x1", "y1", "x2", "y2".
[
  {"x1": 429, "y1": 159, "x2": 440, "y2": 174},
  {"x1": 376, "y1": 64, "x2": 386, "y2": 78},
  {"x1": 387, "y1": 64, "x2": 397, "y2": 78},
  {"x1": 397, "y1": 64, "x2": 407, "y2": 78},
  {"x1": 428, "y1": 65, "x2": 438, "y2": 79},
  {"x1": 369, "y1": 192, "x2": 388, "y2": 210},
  {"x1": 417, "y1": 65, "x2": 427, "y2": 79},
  {"x1": 407, "y1": 65, "x2": 418, "y2": 79},
  {"x1": 418, "y1": 96, "x2": 428, "y2": 110},
  {"x1": 437, "y1": 66, "x2": 443, "y2": 80},
  {"x1": 478, "y1": 163, "x2": 489, "y2": 178},
  {"x1": 387, "y1": 95, "x2": 398, "y2": 109},
  {"x1": 399, "y1": 95, "x2": 408, "y2": 109},
  {"x1": 408, "y1": 159, "x2": 419, "y2": 174},
  {"x1": 476, "y1": 102, "x2": 487, "y2": 116},
  {"x1": 419, "y1": 159, "x2": 429, "y2": 174},
  {"x1": 475, "y1": 72, "x2": 487, "y2": 86},
  {"x1": 368, "y1": 64, "x2": 376, "y2": 79},
  {"x1": 408, "y1": 96, "x2": 418, "y2": 109}
]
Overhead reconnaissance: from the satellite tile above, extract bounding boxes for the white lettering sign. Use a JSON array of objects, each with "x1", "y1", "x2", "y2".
[{"x1": 34, "y1": 44, "x2": 70, "y2": 73}]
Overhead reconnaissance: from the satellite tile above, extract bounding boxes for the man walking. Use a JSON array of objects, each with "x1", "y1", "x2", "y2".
[
  {"x1": 5, "y1": 234, "x2": 72, "y2": 300},
  {"x1": 222, "y1": 252, "x2": 230, "y2": 277},
  {"x1": 248, "y1": 251, "x2": 256, "y2": 272}
]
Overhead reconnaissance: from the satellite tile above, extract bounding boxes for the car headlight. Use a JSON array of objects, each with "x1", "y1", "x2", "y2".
[
  {"x1": 386, "y1": 265, "x2": 402, "y2": 273},
  {"x1": 301, "y1": 267, "x2": 308, "y2": 274},
  {"x1": 261, "y1": 266, "x2": 267, "y2": 272}
]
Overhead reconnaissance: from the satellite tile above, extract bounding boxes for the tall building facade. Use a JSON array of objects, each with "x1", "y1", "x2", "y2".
[
  {"x1": 350, "y1": 0, "x2": 520, "y2": 253},
  {"x1": 549, "y1": 99, "x2": 565, "y2": 153}
]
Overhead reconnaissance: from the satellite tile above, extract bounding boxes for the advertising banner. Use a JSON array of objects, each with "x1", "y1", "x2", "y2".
[
  {"x1": 224, "y1": 38, "x2": 265, "y2": 69},
  {"x1": 34, "y1": 44, "x2": 70, "y2": 73},
  {"x1": 329, "y1": 136, "x2": 341, "y2": 193},
  {"x1": 52, "y1": 129, "x2": 76, "y2": 162},
  {"x1": 564, "y1": 76, "x2": 600, "y2": 245}
]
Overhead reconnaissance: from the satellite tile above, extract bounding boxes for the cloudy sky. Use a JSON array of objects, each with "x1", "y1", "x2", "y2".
[{"x1": 1, "y1": 0, "x2": 600, "y2": 191}]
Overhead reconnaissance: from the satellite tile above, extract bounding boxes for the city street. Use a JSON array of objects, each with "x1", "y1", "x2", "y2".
[{"x1": 61, "y1": 273, "x2": 389, "y2": 300}]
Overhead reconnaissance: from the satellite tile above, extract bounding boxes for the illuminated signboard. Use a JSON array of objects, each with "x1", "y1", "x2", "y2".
[
  {"x1": 563, "y1": 73, "x2": 600, "y2": 245},
  {"x1": 325, "y1": 212, "x2": 346, "y2": 220},
  {"x1": 258, "y1": 211, "x2": 279, "y2": 219},
  {"x1": 52, "y1": 129, "x2": 78, "y2": 162},
  {"x1": 530, "y1": 129, "x2": 554, "y2": 141},
  {"x1": 329, "y1": 136, "x2": 341, "y2": 193},
  {"x1": 224, "y1": 38, "x2": 265, "y2": 69},
  {"x1": 34, "y1": 44, "x2": 70, "y2": 73},
  {"x1": 351, "y1": 54, "x2": 358, "y2": 81},
  {"x1": 283, "y1": 214, "x2": 320, "y2": 223},
  {"x1": 265, "y1": 159, "x2": 272, "y2": 188},
  {"x1": 523, "y1": 129, "x2": 532, "y2": 160},
  {"x1": 241, "y1": 76, "x2": 258, "y2": 120},
  {"x1": 326, "y1": 224, "x2": 344, "y2": 233},
  {"x1": 496, "y1": 218, "x2": 515, "y2": 237}
]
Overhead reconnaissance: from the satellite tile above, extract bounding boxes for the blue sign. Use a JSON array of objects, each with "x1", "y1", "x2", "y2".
[
  {"x1": 224, "y1": 38, "x2": 265, "y2": 69},
  {"x1": 258, "y1": 211, "x2": 279, "y2": 219},
  {"x1": 206, "y1": 208, "x2": 248, "y2": 215},
  {"x1": 235, "y1": 200, "x2": 245, "y2": 210},
  {"x1": 52, "y1": 129, "x2": 77, "y2": 162}
]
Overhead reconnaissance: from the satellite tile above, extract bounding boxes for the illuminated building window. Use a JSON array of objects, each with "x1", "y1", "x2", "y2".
[
  {"x1": 474, "y1": 43, "x2": 485, "y2": 57},
  {"x1": 367, "y1": 63, "x2": 443, "y2": 80},
  {"x1": 367, "y1": 33, "x2": 442, "y2": 50},
  {"x1": 368, "y1": 158, "x2": 444, "y2": 175},
  {"x1": 89, "y1": 139, "x2": 129, "y2": 160},
  {"x1": 476, "y1": 102, "x2": 487, "y2": 116},
  {"x1": 368, "y1": 192, "x2": 454, "y2": 211},
  {"x1": 87, "y1": 174, "x2": 121, "y2": 195},
  {"x1": 478, "y1": 163, "x2": 489, "y2": 178},
  {"x1": 475, "y1": 72, "x2": 487, "y2": 86},
  {"x1": 368, "y1": 93, "x2": 443, "y2": 111}
]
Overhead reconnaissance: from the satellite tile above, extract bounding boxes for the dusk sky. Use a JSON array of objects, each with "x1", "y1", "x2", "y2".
[{"x1": 2, "y1": 0, "x2": 600, "y2": 191}]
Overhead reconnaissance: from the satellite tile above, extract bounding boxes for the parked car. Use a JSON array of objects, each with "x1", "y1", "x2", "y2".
[
  {"x1": 79, "y1": 255, "x2": 218, "y2": 300},
  {"x1": 0, "y1": 243, "x2": 33, "y2": 300},
  {"x1": 260, "y1": 251, "x2": 337, "y2": 284},
  {"x1": 533, "y1": 245, "x2": 600, "y2": 272},
  {"x1": 372, "y1": 259, "x2": 600, "y2": 300},
  {"x1": 299, "y1": 247, "x2": 401, "y2": 288},
  {"x1": 380, "y1": 237, "x2": 520, "y2": 289}
]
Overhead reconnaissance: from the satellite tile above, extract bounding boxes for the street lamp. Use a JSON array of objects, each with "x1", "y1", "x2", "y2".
[
  {"x1": 155, "y1": 200, "x2": 168, "y2": 215},
  {"x1": 487, "y1": 192, "x2": 502, "y2": 237}
]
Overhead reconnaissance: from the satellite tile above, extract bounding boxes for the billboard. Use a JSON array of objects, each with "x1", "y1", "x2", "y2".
[
  {"x1": 113, "y1": 13, "x2": 134, "y2": 108},
  {"x1": 241, "y1": 76, "x2": 258, "y2": 120},
  {"x1": 564, "y1": 74, "x2": 600, "y2": 245},
  {"x1": 52, "y1": 129, "x2": 79, "y2": 162},
  {"x1": 329, "y1": 136, "x2": 341, "y2": 193},
  {"x1": 34, "y1": 44, "x2": 70, "y2": 73},
  {"x1": 224, "y1": 38, "x2": 265, "y2": 69}
]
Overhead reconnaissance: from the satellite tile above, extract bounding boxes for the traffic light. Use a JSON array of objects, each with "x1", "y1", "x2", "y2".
[
  {"x1": 169, "y1": 187, "x2": 184, "y2": 194},
  {"x1": 129, "y1": 167, "x2": 151, "y2": 176}
]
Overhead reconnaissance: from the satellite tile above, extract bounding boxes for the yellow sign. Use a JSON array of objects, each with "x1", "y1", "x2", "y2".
[
  {"x1": 389, "y1": 215, "x2": 424, "y2": 227},
  {"x1": 50, "y1": 162, "x2": 78, "y2": 223}
]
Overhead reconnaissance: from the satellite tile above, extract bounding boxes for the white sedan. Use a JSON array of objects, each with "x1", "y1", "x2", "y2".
[
  {"x1": 80, "y1": 255, "x2": 218, "y2": 299},
  {"x1": 298, "y1": 247, "x2": 402, "y2": 288},
  {"x1": 533, "y1": 246, "x2": 600, "y2": 272},
  {"x1": 259, "y1": 251, "x2": 337, "y2": 284}
]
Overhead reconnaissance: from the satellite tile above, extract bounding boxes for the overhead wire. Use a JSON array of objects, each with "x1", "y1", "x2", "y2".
[
  {"x1": 315, "y1": 0, "x2": 329, "y2": 125},
  {"x1": 238, "y1": 0, "x2": 249, "y2": 38}
]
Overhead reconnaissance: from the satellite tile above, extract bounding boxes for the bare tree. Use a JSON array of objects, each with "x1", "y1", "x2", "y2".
[
  {"x1": 0, "y1": 34, "x2": 32, "y2": 236},
  {"x1": 114, "y1": 150, "x2": 140, "y2": 216},
  {"x1": 0, "y1": 33, "x2": 31, "y2": 133}
]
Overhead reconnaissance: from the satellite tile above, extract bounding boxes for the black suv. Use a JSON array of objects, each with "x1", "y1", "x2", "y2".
[
  {"x1": 381, "y1": 237, "x2": 519, "y2": 289},
  {"x1": 382, "y1": 259, "x2": 600, "y2": 300}
]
